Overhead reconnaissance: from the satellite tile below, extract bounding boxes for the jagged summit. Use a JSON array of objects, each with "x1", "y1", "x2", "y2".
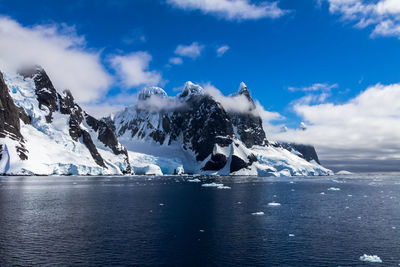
[
  {"x1": 138, "y1": 86, "x2": 167, "y2": 101},
  {"x1": 179, "y1": 81, "x2": 204, "y2": 99},
  {"x1": 238, "y1": 82, "x2": 248, "y2": 93},
  {"x1": 0, "y1": 67, "x2": 132, "y2": 175}
]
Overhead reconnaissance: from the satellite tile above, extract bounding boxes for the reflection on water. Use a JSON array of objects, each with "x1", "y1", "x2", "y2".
[{"x1": 1, "y1": 175, "x2": 400, "y2": 265}]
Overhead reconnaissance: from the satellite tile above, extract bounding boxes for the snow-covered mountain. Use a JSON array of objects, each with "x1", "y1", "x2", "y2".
[
  {"x1": 105, "y1": 82, "x2": 332, "y2": 176},
  {"x1": 0, "y1": 66, "x2": 332, "y2": 176},
  {"x1": 0, "y1": 66, "x2": 132, "y2": 175}
]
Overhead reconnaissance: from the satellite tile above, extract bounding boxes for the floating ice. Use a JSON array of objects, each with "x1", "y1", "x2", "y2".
[
  {"x1": 320, "y1": 192, "x2": 326, "y2": 195},
  {"x1": 251, "y1": 212, "x2": 265, "y2": 216},
  {"x1": 289, "y1": 234, "x2": 295, "y2": 237},
  {"x1": 202, "y1": 182, "x2": 224, "y2": 187},
  {"x1": 328, "y1": 187, "x2": 341, "y2": 191},
  {"x1": 359, "y1": 254, "x2": 382, "y2": 263},
  {"x1": 217, "y1": 185, "x2": 231, "y2": 190},
  {"x1": 336, "y1": 170, "x2": 353, "y2": 175},
  {"x1": 268, "y1": 202, "x2": 281, "y2": 207},
  {"x1": 188, "y1": 178, "x2": 201, "y2": 183},
  {"x1": 159, "y1": 203, "x2": 165, "y2": 206}
]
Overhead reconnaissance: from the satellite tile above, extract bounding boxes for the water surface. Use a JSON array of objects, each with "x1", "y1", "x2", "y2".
[{"x1": 0, "y1": 174, "x2": 399, "y2": 266}]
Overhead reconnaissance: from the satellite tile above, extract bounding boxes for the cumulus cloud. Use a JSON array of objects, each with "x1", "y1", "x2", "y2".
[
  {"x1": 216, "y1": 45, "x2": 230, "y2": 57},
  {"x1": 110, "y1": 51, "x2": 163, "y2": 88},
  {"x1": 203, "y1": 82, "x2": 283, "y2": 124},
  {"x1": 174, "y1": 42, "x2": 204, "y2": 59},
  {"x1": 169, "y1": 57, "x2": 183, "y2": 65},
  {"x1": 273, "y1": 82, "x2": 400, "y2": 171},
  {"x1": 166, "y1": 0, "x2": 288, "y2": 21},
  {"x1": 0, "y1": 16, "x2": 112, "y2": 104},
  {"x1": 327, "y1": 0, "x2": 400, "y2": 39}
]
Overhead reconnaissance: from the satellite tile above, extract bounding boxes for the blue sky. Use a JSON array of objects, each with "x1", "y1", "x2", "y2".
[{"x1": 1, "y1": 0, "x2": 400, "y2": 171}]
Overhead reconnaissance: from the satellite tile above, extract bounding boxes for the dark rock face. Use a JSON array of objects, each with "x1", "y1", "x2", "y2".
[
  {"x1": 230, "y1": 84, "x2": 267, "y2": 148},
  {"x1": 19, "y1": 66, "x2": 58, "y2": 123},
  {"x1": 281, "y1": 143, "x2": 321, "y2": 164},
  {"x1": 202, "y1": 153, "x2": 227, "y2": 171},
  {"x1": 230, "y1": 153, "x2": 258, "y2": 173},
  {"x1": 113, "y1": 94, "x2": 234, "y2": 162},
  {"x1": 7, "y1": 66, "x2": 132, "y2": 173},
  {"x1": 81, "y1": 130, "x2": 106, "y2": 168},
  {"x1": 85, "y1": 114, "x2": 131, "y2": 174},
  {"x1": 0, "y1": 72, "x2": 28, "y2": 160}
]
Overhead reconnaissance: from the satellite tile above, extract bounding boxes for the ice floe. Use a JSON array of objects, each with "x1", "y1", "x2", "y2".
[
  {"x1": 328, "y1": 187, "x2": 341, "y2": 191},
  {"x1": 251, "y1": 212, "x2": 265, "y2": 216},
  {"x1": 202, "y1": 182, "x2": 224, "y2": 187},
  {"x1": 359, "y1": 254, "x2": 382, "y2": 263},
  {"x1": 201, "y1": 182, "x2": 231, "y2": 189},
  {"x1": 268, "y1": 202, "x2": 281, "y2": 207},
  {"x1": 188, "y1": 178, "x2": 201, "y2": 183}
]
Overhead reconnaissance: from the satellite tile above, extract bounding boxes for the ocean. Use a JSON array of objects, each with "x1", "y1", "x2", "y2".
[{"x1": 0, "y1": 174, "x2": 399, "y2": 266}]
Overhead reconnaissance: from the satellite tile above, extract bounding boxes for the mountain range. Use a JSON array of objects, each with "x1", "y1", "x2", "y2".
[{"x1": 0, "y1": 66, "x2": 332, "y2": 176}]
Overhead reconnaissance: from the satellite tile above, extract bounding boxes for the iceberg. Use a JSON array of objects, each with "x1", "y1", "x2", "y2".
[{"x1": 359, "y1": 254, "x2": 382, "y2": 263}]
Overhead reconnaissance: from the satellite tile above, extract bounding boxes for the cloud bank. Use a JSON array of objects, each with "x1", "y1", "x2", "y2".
[
  {"x1": 167, "y1": 0, "x2": 287, "y2": 21},
  {"x1": 274, "y1": 82, "x2": 400, "y2": 171},
  {"x1": 0, "y1": 16, "x2": 112, "y2": 104}
]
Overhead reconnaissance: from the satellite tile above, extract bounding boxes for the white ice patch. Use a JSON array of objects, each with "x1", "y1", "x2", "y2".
[
  {"x1": 268, "y1": 202, "x2": 281, "y2": 206},
  {"x1": 328, "y1": 187, "x2": 341, "y2": 191},
  {"x1": 187, "y1": 178, "x2": 201, "y2": 183},
  {"x1": 359, "y1": 254, "x2": 382, "y2": 263},
  {"x1": 251, "y1": 212, "x2": 265, "y2": 216},
  {"x1": 217, "y1": 185, "x2": 231, "y2": 189},
  {"x1": 202, "y1": 182, "x2": 224, "y2": 187}
]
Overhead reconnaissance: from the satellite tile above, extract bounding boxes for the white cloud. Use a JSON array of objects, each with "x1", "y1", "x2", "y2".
[
  {"x1": 273, "y1": 82, "x2": 400, "y2": 171},
  {"x1": 203, "y1": 82, "x2": 283, "y2": 124},
  {"x1": 327, "y1": 0, "x2": 400, "y2": 38},
  {"x1": 110, "y1": 51, "x2": 163, "y2": 88},
  {"x1": 83, "y1": 92, "x2": 139, "y2": 118},
  {"x1": 288, "y1": 83, "x2": 338, "y2": 92},
  {"x1": 169, "y1": 57, "x2": 183, "y2": 65},
  {"x1": 216, "y1": 45, "x2": 230, "y2": 57},
  {"x1": 288, "y1": 83, "x2": 339, "y2": 105},
  {"x1": 167, "y1": 0, "x2": 288, "y2": 21},
  {"x1": 174, "y1": 42, "x2": 204, "y2": 59},
  {"x1": 0, "y1": 16, "x2": 112, "y2": 104}
]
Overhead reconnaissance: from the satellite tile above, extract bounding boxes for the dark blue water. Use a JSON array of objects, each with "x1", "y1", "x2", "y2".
[{"x1": 0, "y1": 174, "x2": 399, "y2": 266}]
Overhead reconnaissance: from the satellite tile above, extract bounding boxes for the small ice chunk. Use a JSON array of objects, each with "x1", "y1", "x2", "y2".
[
  {"x1": 199, "y1": 230, "x2": 205, "y2": 233},
  {"x1": 159, "y1": 203, "x2": 164, "y2": 206},
  {"x1": 202, "y1": 182, "x2": 224, "y2": 187},
  {"x1": 289, "y1": 234, "x2": 295, "y2": 237},
  {"x1": 291, "y1": 189, "x2": 295, "y2": 192},
  {"x1": 347, "y1": 194, "x2": 353, "y2": 197},
  {"x1": 217, "y1": 185, "x2": 231, "y2": 190},
  {"x1": 320, "y1": 192, "x2": 326, "y2": 195},
  {"x1": 359, "y1": 254, "x2": 382, "y2": 263},
  {"x1": 328, "y1": 187, "x2": 341, "y2": 191},
  {"x1": 188, "y1": 178, "x2": 201, "y2": 183},
  {"x1": 252, "y1": 211, "x2": 265, "y2": 216},
  {"x1": 268, "y1": 202, "x2": 281, "y2": 207}
]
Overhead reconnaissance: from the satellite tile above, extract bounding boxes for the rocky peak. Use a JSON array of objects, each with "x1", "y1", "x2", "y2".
[
  {"x1": 237, "y1": 82, "x2": 255, "y2": 108},
  {"x1": 179, "y1": 81, "x2": 204, "y2": 99},
  {"x1": 18, "y1": 65, "x2": 58, "y2": 123},
  {"x1": 138, "y1": 86, "x2": 168, "y2": 101}
]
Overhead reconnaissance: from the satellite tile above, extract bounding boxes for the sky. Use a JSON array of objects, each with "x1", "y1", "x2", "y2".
[{"x1": 0, "y1": 0, "x2": 400, "y2": 172}]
